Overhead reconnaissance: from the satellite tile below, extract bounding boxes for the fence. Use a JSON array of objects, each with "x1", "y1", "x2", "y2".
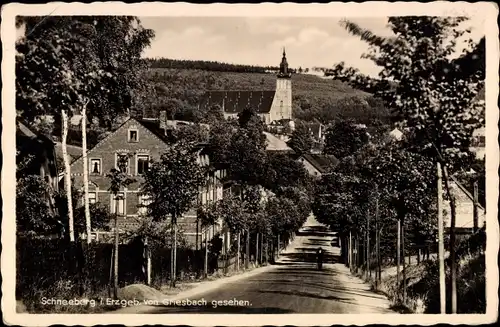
[{"x1": 16, "y1": 236, "x2": 219, "y2": 301}]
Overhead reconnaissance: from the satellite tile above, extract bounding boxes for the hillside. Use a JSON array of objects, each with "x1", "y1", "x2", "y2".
[{"x1": 144, "y1": 68, "x2": 392, "y2": 125}]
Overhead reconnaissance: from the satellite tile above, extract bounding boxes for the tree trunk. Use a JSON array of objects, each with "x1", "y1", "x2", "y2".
[
  {"x1": 265, "y1": 238, "x2": 269, "y2": 263},
  {"x1": 170, "y1": 221, "x2": 175, "y2": 288},
  {"x1": 377, "y1": 228, "x2": 381, "y2": 284},
  {"x1": 260, "y1": 233, "x2": 264, "y2": 264},
  {"x1": 196, "y1": 218, "x2": 199, "y2": 252},
  {"x1": 173, "y1": 222, "x2": 178, "y2": 287},
  {"x1": 256, "y1": 233, "x2": 260, "y2": 265},
  {"x1": 245, "y1": 229, "x2": 250, "y2": 269},
  {"x1": 237, "y1": 232, "x2": 241, "y2": 271},
  {"x1": 473, "y1": 181, "x2": 479, "y2": 233},
  {"x1": 441, "y1": 164, "x2": 457, "y2": 313},
  {"x1": 277, "y1": 234, "x2": 280, "y2": 259},
  {"x1": 355, "y1": 235, "x2": 359, "y2": 272},
  {"x1": 204, "y1": 229, "x2": 208, "y2": 278},
  {"x1": 396, "y1": 219, "x2": 401, "y2": 301},
  {"x1": 113, "y1": 207, "x2": 119, "y2": 299},
  {"x1": 109, "y1": 246, "x2": 114, "y2": 298},
  {"x1": 349, "y1": 231, "x2": 353, "y2": 272},
  {"x1": 61, "y1": 110, "x2": 75, "y2": 242},
  {"x1": 144, "y1": 236, "x2": 151, "y2": 285},
  {"x1": 437, "y1": 161, "x2": 446, "y2": 313},
  {"x1": 402, "y1": 222, "x2": 406, "y2": 304},
  {"x1": 367, "y1": 210, "x2": 370, "y2": 280},
  {"x1": 82, "y1": 101, "x2": 91, "y2": 244}
]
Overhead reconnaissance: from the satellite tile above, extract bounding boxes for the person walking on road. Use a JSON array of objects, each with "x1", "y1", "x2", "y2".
[{"x1": 317, "y1": 247, "x2": 324, "y2": 270}]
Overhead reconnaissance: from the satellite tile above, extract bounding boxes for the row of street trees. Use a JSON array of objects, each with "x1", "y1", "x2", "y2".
[
  {"x1": 202, "y1": 105, "x2": 313, "y2": 271},
  {"x1": 314, "y1": 16, "x2": 485, "y2": 313}
]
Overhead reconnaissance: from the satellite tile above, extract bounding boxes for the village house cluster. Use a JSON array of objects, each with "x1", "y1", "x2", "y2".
[{"x1": 16, "y1": 50, "x2": 341, "y2": 251}]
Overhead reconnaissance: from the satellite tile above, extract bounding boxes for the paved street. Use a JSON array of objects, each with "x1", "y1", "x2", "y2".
[{"x1": 123, "y1": 216, "x2": 394, "y2": 314}]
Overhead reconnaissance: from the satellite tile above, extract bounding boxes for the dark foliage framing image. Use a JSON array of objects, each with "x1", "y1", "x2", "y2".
[{"x1": 4, "y1": 3, "x2": 496, "y2": 325}]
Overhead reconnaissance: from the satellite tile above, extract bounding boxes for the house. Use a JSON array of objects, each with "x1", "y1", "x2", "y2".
[
  {"x1": 199, "y1": 49, "x2": 293, "y2": 125},
  {"x1": 16, "y1": 120, "x2": 59, "y2": 192},
  {"x1": 444, "y1": 179, "x2": 486, "y2": 236},
  {"x1": 17, "y1": 121, "x2": 60, "y2": 220},
  {"x1": 67, "y1": 115, "x2": 228, "y2": 248},
  {"x1": 296, "y1": 154, "x2": 339, "y2": 177}
]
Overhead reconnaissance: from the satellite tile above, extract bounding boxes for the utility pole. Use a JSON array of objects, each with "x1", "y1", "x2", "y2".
[{"x1": 437, "y1": 162, "x2": 446, "y2": 313}]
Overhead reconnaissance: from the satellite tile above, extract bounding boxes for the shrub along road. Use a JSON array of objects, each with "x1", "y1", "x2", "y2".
[{"x1": 115, "y1": 216, "x2": 395, "y2": 314}]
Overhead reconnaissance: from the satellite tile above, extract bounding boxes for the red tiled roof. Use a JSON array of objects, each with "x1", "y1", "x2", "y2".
[{"x1": 200, "y1": 90, "x2": 276, "y2": 114}]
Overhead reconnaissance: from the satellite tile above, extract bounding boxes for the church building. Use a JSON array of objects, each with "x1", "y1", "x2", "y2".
[{"x1": 199, "y1": 49, "x2": 293, "y2": 126}]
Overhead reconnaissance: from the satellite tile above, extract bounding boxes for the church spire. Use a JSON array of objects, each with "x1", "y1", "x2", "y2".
[{"x1": 278, "y1": 47, "x2": 291, "y2": 78}]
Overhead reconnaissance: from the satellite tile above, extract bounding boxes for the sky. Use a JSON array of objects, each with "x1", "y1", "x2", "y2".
[{"x1": 139, "y1": 16, "x2": 485, "y2": 77}]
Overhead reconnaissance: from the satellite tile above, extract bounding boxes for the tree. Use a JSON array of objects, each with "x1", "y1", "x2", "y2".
[
  {"x1": 141, "y1": 141, "x2": 206, "y2": 287},
  {"x1": 329, "y1": 17, "x2": 485, "y2": 313},
  {"x1": 228, "y1": 107, "x2": 267, "y2": 187},
  {"x1": 106, "y1": 154, "x2": 135, "y2": 299},
  {"x1": 197, "y1": 201, "x2": 219, "y2": 277},
  {"x1": 266, "y1": 196, "x2": 302, "y2": 258},
  {"x1": 217, "y1": 194, "x2": 248, "y2": 270},
  {"x1": 264, "y1": 152, "x2": 311, "y2": 194},
  {"x1": 287, "y1": 122, "x2": 313, "y2": 155},
  {"x1": 74, "y1": 202, "x2": 112, "y2": 236},
  {"x1": 323, "y1": 120, "x2": 369, "y2": 158},
  {"x1": 208, "y1": 118, "x2": 237, "y2": 165},
  {"x1": 16, "y1": 16, "x2": 155, "y2": 243},
  {"x1": 16, "y1": 175, "x2": 59, "y2": 236},
  {"x1": 200, "y1": 104, "x2": 225, "y2": 125}
]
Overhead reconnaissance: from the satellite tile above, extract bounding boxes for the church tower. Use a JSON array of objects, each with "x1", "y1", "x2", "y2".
[{"x1": 272, "y1": 48, "x2": 292, "y2": 122}]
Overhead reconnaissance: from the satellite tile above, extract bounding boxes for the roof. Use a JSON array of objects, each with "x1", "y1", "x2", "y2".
[
  {"x1": 301, "y1": 154, "x2": 339, "y2": 174},
  {"x1": 17, "y1": 120, "x2": 54, "y2": 145},
  {"x1": 136, "y1": 119, "x2": 172, "y2": 144},
  {"x1": 55, "y1": 142, "x2": 83, "y2": 164},
  {"x1": 264, "y1": 132, "x2": 293, "y2": 151},
  {"x1": 199, "y1": 90, "x2": 276, "y2": 114}
]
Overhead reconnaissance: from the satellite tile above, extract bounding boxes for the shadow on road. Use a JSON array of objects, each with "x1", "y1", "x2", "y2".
[
  {"x1": 144, "y1": 305, "x2": 295, "y2": 314},
  {"x1": 277, "y1": 250, "x2": 340, "y2": 265},
  {"x1": 256, "y1": 289, "x2": 354, "y2": 302}
]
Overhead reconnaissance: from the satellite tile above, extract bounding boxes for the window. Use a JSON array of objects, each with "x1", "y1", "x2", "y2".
[
  {"x1": 115, "y1": 154, "x2": 130, "y2": 174},
  {"x1": 88, "y1": 192, "x2": 97, "y2": 204},
  {"x1": 111, "y1": 192, "x2": 125, "y2": 215},
  {"x1": 128, "y1": 129, "x2": 138, "y2": 143},
  {"x1": 138, "y1": 194, "x2": 152, "y2": 215},
  {"x1": 90, "y1": 158, "x2": 102, "y2": 175},
  {"x1": 137, "y1": 155, "x2": 150, "y2": 175}
]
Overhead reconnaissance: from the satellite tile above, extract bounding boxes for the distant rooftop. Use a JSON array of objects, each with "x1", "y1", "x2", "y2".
[
  {"x1": 264, "y1": 132, "x2": 293, "y2": 151},
  {"x1": 200, "y1": 90, "x2": 276, "y2": 114}
]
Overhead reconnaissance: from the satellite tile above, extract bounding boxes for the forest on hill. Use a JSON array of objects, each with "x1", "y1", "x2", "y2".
[
  {"x1": 141, "y1": 66, "x2": 392, "y2": 125},
  {"x1": 145, "y1": 58, "x2": 289, "y2": 74}
]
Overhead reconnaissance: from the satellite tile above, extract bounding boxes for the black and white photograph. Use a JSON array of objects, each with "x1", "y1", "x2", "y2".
[{"x1": 2, "y1": 2, "x2": 498, "y2": 326}]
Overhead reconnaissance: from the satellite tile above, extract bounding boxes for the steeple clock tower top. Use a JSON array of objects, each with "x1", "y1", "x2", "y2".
[{"x1": 278, "y1": 47, "x2": 292, "y2": 78}]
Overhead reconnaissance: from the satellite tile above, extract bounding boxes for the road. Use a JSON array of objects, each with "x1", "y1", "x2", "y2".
[{"x1": 122, "y1": 216, "x2": 394, "y2": 314}]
